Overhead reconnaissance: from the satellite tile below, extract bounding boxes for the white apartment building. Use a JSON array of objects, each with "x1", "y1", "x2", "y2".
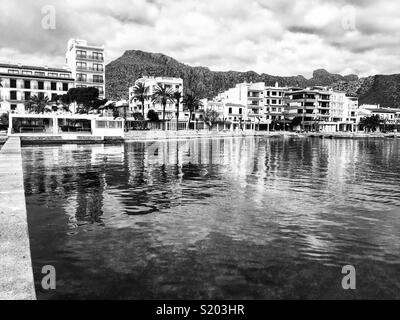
[
  {"x1": 0, "y1": 63, "x2": 74, "y2": 114},
  {"x1": 129, "y1": 76, "x2": 183, "y2": 119},
  {"x1": 265, "y1": 82, "x2": 287, "y2": 122},
  {"x1": 285, "y1": 87, "x2": 360, "y2": 132},
  {"x1": 66, "y1": 39, "x2": 105, "y2": 98},
  {"x1": 216, "y1": 82, "x2": 270, "y2": 130}
]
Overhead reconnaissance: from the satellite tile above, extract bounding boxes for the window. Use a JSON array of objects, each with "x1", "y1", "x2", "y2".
[
  {"x1": 96, "y1": 120, "x2": 122, "y2": 129},
  {"x1": 48, "y1": 72, "x2": 58, "y2": 77},
  {"x1": 62, "y1": 83, "x2": 69, "y2": 91},
  {"x1": 22, "y1": 71, "x2": 32, "y2": 75},
  {"x1": 96, "y1": 86, "x2": 104, "y2": 94},
  {"x1": 93, "y1": 63, "x2": 103, "y2": 71},
  {"x1": 38, "y1": 92, "x2": 45, "y2": 100},
  {"x1": 50, "y1": 82, "x2": 57, "y2": 91},
  {"x1": 229, "y1": 107, "x2": 232, "y2": 114},
  {"x1": 24, "y1": 92, "x2": 31, "y2": 100},
  {"x1": 10, "y1": 91, "x2": 17, "y2": 100},
  {"x1": 77, "y1": 74, "x2": 87, "y2": 82},
  {"x1": 38, "y1": 81, "x2": 44, "y2": 90},
  {"x1": 8, "y1": 69, "x2": 19, "y2": 74},
  {"x1": 10, "y1": 79, "x2": 17, "y2": 88},
  {"x1": 271, "y1": 99, "x2": 277, "y2": 104},
  {"x1": 11, "y1": 104, "x2": 17, "y2": 111},
  {"x1": 60, "y1": 74, "x2": 70, "y2": 78},
  {"x1": 93, "y1": 75, "x2": 103, "y2": 83},
  {"x1": 239, "y1": 108, "x2": 242, "y2": 115},
  {"x1": 51, "y1": 93, "x2": 57, "y2": 101},
  {"x1": 77, "y1": 62, "x2": 86, "y2": 70},
  {"x1": 35, "y1": 71, "x2": 45, "y2": 76},
  {"x1": 92, "y1": 52, "x2": 103, "y2": 61},
  {"x1": 77, "y1": 50, "x2": 87, "y2": 58},
  {"x1": 24, "y1": 80, "x2": 31, "y2": 89}
]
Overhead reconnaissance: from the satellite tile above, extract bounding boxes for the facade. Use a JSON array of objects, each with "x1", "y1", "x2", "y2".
[
  {"x1": 358, "y1": 105, "x2": 400, "y2": 125},
  {"x1": 217, "y1": 82, "x2": 270, "y2": 130},
  {"x1": 286, "y1": 87, "x2": 341, "y2": 132},
  {"x1": 66, "y1": 39, "x2": 105, "y2": 98},
  {"x1": 265, "y1": 83, "x2": 287, "y2": 122},
  {"x1": 8, "y1": 113, "x2": 124, "y2": 137},
  {"x1": 0, "y1": 63, "x2": 74, "y2": 114},
  {"x1": 129, "y1": 77, "x2": 183, "y2": 119}
]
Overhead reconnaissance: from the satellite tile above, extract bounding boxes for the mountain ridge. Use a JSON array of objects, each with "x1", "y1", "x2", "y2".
[{"x1": 105, "y1": 50, "x2": 400, "y2": 108}]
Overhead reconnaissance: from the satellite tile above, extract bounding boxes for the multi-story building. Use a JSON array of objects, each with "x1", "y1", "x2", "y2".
[
  {"x1": 217, "y1": 82, "x2": 270, "y2": 130},
  {"x1": 265, "y1": 83, "x2": 287, "y2": 122},
  {"x1": 0, "y1": 63, "x2": 74, "y2": 114},
  {"x1": 285, "y1": 86, "x2": 337, "y2": 132},
  {"x1": 129, "y1": 76, "x2": 183, "y2": 119},
  {"x1": 66, "y1": 39, "x2": 105, "y2": 98}
]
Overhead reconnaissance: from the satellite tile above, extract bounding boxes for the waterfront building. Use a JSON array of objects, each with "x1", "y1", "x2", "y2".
[
  {"x1": 285, "y1": 86, "x2": 342, "y2": 132},
  {"x1": 265, "y1": 82, "x2": 287, "y2": 122},
  {"x1": 8, "y1": 113, "x2": 124, "y2": 138},
  {"x1": 216, "y1": 82, "x2": 270, "y2": 130},
  {"x1": 129, "y1": 76, "x2": 184, "y2": 119},
  {"x1": 0, "y1": 63, "x2": 74, "y2": 114},
  {"x1": 358, "y1": 105, "x2": 400, "y2": 125},
  {"x1": 65, "y1": 39, "x2": 105, "y2": 98}
]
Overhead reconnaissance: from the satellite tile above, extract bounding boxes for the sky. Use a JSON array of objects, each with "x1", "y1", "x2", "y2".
[{"x1": 0, "y1": 0, "x2": 399, "y2": 78}]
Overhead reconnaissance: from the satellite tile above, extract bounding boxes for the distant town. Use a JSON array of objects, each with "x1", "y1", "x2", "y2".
[{"x1": 1, "y1": 39, "x2": 399, "y2": 138}]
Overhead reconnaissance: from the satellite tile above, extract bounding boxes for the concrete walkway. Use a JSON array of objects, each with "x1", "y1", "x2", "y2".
[{"x1": 0, "y1": 137, "x2": 36, "y2": 300}]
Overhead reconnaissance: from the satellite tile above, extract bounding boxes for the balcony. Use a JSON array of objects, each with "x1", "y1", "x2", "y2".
[
  {"x1": 76, "y1": 66, "x2": 104, "y2": 73},
  {"x1": 76, "y1": 54, "x2": 104, "y2": 61}
]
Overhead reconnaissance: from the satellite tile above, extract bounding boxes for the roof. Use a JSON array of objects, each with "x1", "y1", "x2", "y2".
[
  {"x1": 0, "y1": 63, "x2": 71, "y2": 73},
  {"x1": 225, "y1": 103, "x2": 246, "y2": 108},
  {"x1": 371, "y1": 109, "x2": 400, "y2": 114}
]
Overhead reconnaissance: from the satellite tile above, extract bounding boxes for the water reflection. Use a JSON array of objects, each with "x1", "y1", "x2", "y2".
[{"x1": 22, "y1": 138, "x2": 400, "y2": 299}]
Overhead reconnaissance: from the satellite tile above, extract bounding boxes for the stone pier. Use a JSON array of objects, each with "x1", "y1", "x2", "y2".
[{"x1": 0, "y1": 137, "x2": 36, "y2": 300}]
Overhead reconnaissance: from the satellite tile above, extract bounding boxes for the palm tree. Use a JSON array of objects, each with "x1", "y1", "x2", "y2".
[
  {"x1": 25, "y1": 95, "x2": 50, "y2": 114},
  {"x1": 152, "y1": 84, "x2": 174, "y2": 130},
  {"x1": 183, "y1": 92, "x2": 203, "y2": 130},
  {"x1": 131, "y1": 82, "x2": 150, "y2": 119},
  {"x1": 173, "y1": 91, "x2": 182, "y2": 131}
]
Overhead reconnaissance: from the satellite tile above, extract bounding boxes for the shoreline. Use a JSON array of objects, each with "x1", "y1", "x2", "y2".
[{"x1": 0, "y1": 131, "x2": 398, "y2": 146}]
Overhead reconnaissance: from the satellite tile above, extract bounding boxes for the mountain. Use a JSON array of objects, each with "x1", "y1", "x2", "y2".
[{"x1": 105, "y1": 50, "x2": 400, "y2": 108}]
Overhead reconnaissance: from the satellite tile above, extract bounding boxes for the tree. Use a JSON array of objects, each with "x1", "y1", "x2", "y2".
[
  {"x1": 131, "y1": 82, "x2": 149, "y2": 119},
  {"x1": 64, "y1": 87, "x2": 101, "y2": 114},
  {"x1": 183, "y1": 92, "x2": 203, "y2": 130},
  {"x1": 291, "y1": 116, "x2": 303, "y2": 130},
  {"x1": 152, "y1": 84, "x2": 174, "y2": 129},
  {"x1": 173, "y1": 91, "x2": 182, "y2": 131},
  {"x1": 359, "y1": 115, "x2": 380, "y2": 132},
  {"x1": 25, "y1": 95, "x2": 50, "y2": 114},
  {"x1": 204, "y1": 109, "x2": 220, "y2": 131},
  {"x1": 147, "y1": 109, "x2": 159, "y2": 122},
  {"x1": 0, "y1": 113, "x2": 9, "y2": 131}
]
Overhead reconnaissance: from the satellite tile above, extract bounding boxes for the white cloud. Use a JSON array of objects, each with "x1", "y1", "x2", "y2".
[{"x1": 0, "y1": 0, "x2": 399, "y2": 77}]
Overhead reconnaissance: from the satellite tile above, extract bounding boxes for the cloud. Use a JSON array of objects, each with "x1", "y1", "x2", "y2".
[{"x1": 0, "y1": 0, "x2": 399, "y2": 78}]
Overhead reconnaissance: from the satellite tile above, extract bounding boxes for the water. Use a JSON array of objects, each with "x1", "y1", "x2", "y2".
[{"x1": 22, "y1": 137, "x2": 400, "y2": 299}]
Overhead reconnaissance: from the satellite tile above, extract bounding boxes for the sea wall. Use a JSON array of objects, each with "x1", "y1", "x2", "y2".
[{"x1": 0, "y1": 137, "x2": 36, "y2": 300}]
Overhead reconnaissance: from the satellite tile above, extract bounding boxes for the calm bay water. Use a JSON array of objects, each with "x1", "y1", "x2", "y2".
[{"x1": 22, "y1": 137, "x2": 400, "y2": 299}]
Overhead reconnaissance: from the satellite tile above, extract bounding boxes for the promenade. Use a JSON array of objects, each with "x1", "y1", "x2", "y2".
[{"x1": 0, "y1": 137, "x2": 36, "y2": 300}]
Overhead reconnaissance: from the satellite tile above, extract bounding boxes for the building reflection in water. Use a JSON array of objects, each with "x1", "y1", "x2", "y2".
[{"x1": 22, "y1": 138, "x2": 400, "y2": 299}]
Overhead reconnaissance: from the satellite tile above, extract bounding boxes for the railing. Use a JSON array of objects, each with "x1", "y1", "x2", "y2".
[
  {"x1": 76, "y1": 66, "x2": 104, "y2": 72},
  {"x1": 76, "y1": 54, "x2": 104, "y2": 61}
]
